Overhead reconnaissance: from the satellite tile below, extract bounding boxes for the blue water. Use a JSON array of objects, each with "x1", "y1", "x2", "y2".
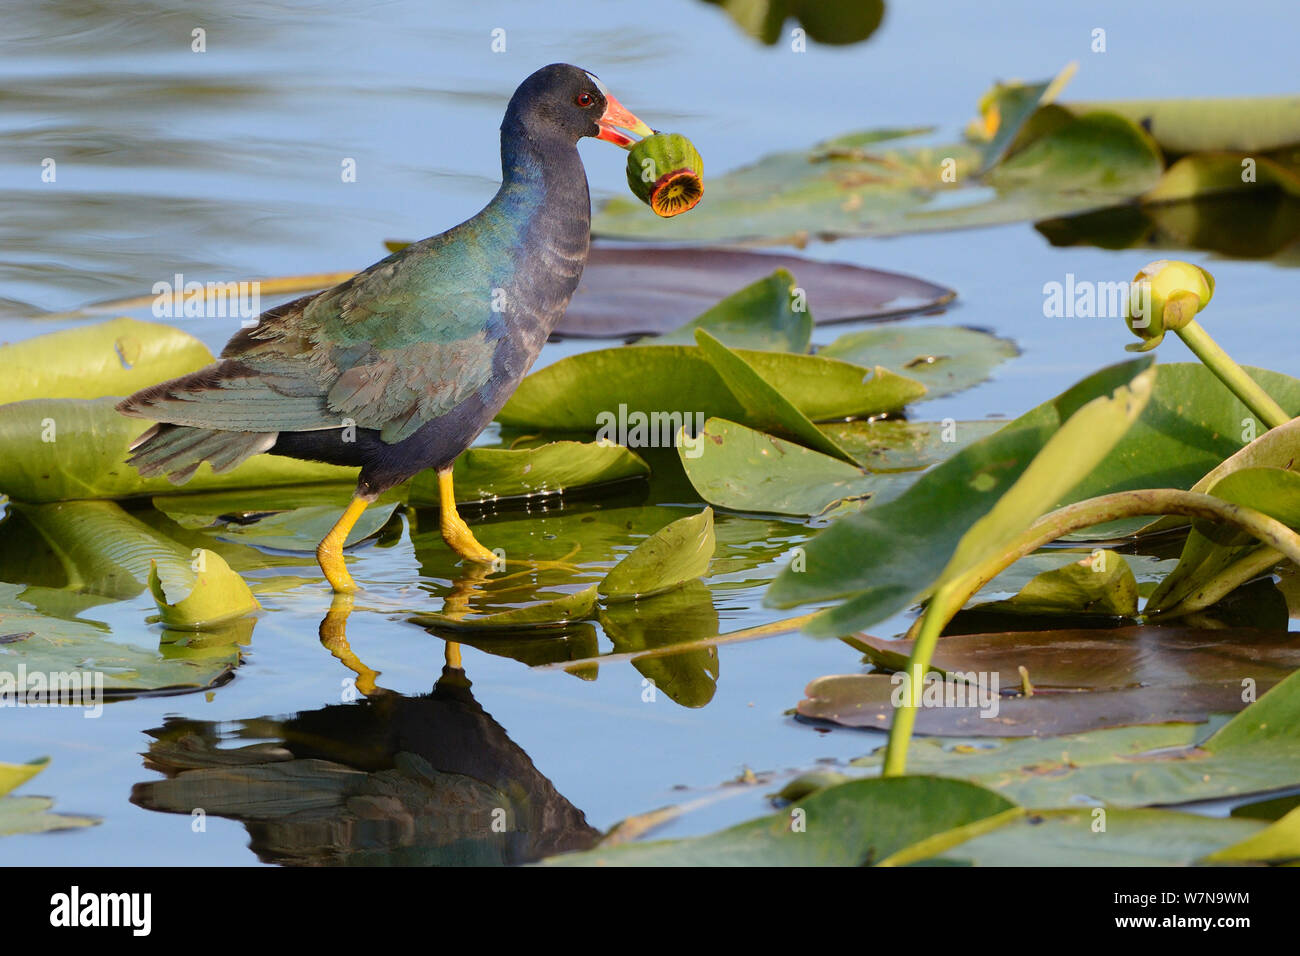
[{"x1": 2, "y1": 0, "x2": 1299, "y2": 864}]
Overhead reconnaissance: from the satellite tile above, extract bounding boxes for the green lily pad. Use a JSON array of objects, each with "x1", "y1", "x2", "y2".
[
  {"x1": 652, "y1": 270, "x2": 811, "y2": 352},
  {"x1": 978, "y1": 549, "x2": 1138, "y2": 617},
  {"x1": 0, "y1": 396, "x2": 356, "y2": 502},
  {"x1": 408, "y1": 441, "x2": 649, "y2": 504},
  {"x1": 0, "y1": 582, "x2": 240, "y2": 696},
  {"x1": 0, "y1": 758, "x2": 99, "y2": 837},
  {"x1": 770, "y1": 360, "x2": 1155, "y2": 637},
  {"x1": 681, "y1": 418, "x2": 876, "y2": 516},
  {"x1": 901, "y1": 808, "x2": 1269, "y2": 867},
  {"x1": 1064, "y1": 95, "x2": 1300, "y2": 154},
  {"x1": 701, "y1": 0, "x2": 884, "y2": 46},
  {"x1": 147, "y1": 548, "x2": 260, "y2": 629},
  {"x1": 694, "y1": 330, "x2": 859, "y2": 462},
  {"x1": 542, "y1": 776, "x2": 1017, "y2": 866},
  {"x1": 0, "y1": 317, "x2": 212, "y2": 405},
  {"x1": 599, "y1": 508, "x2": 715, "y2": 601},
  {"x1": 852, "y1": 667, "x2": 1300, "y2": 808},
  {"x1": 497, "y1": 343, "x2": 925, "y2": 432},
  {"x1": 1145, "y1": 152, "x2": 1300, "y2": 203},
  {"x1": 818, "y1": 325, "x2": 1018, "y2": 400},
  {"x1": 1206, "y1": 805, "x2": 1300, "y2": 863},
  {"x1": 563, "y1": 247, "x2": 955, "y2": 338}
]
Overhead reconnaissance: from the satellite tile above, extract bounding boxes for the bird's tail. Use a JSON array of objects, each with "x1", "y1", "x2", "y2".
[{"x1": 125, "y1": 423, "x2": 278, "y2": 484}]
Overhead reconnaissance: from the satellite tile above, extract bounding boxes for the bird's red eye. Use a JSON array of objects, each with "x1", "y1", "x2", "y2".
[{"x1": 576, "y1": 92, "x2": 594, "y2": 108}]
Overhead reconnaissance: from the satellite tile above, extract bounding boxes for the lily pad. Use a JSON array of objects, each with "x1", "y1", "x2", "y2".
[
  {"x1": 798, "y1": 673, "x2": 1259, "y2": 737},
  {"x1": 561, "y1": 246, "x2": 955, "y2": 338},
  {"x1": 681, "y1": 418, "x2": 877, "y2": 516},
  {"x1": 902, "y1": 807, "x2": 1271, "y2": 867},
  {"x1": 408, "y1": 441, "x2": 649, "y2": 504},
  {"x1": 1064, "y1": 95, "x2": 1300, "y2": 154},
  {"x1": 852, "y1": 667, "x2": 1300, "y2": 808},
  {"x1": 818, "y1": 325, "x2": 1018, "y2": 400},
  {"x1": 652, "y1": 270, "x2": 811, "y2": 352},
  {"x1": 542, "y1": 776, "x2": 1016, "y2": 866},
  {"x1": 769, "y1": 360, "x2": 1155, "y2": 637},
  {"x1": 497, "y1": 343, "x2": 925, "y2": 432},
  {"x1": 599, "y1": 508, "x2": 715, "y2": 601},
  {"x1": 0, "y1": 396, "x2": 355, "y2": 502},
  {"x1": 0, "y1": 758, "x2": 99, "y2": 837},
  {"x1": 694, "y1": 330, "x2": 858, "y2": 462},
  {"x1": 977, "y1": 549, "x2": 1139, "y2": 617},
  {"x1": 147, "y1": 548, "x2": 260, "y2": 629},
  {"x1": 0, "y1": 582, "x2": 240, "y2": 696},
  {"x1": 0, "y1": 317, "x2": 212, "y2": 405}
]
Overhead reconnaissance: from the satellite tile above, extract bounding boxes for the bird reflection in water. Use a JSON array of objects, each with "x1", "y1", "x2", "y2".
[{"x1": 130, "y1": 580, "x2": 599, "y2": 866}]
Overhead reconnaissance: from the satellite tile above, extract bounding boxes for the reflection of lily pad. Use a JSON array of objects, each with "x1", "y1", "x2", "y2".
[
  {"x1": 600, "y1": 582, "x2": 720, "y2": 707},
  {"x1": 410, "y1": 585, "x2": 598, "y2": 633}
]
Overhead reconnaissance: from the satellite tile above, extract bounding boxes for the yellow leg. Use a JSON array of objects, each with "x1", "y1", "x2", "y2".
[
  {"x1": 316, "y1": 496, "x2": 370, "y2": 593},
  {"x1": 445, "y1": 642, "x2": 463, "y2": 670},
  {"x1": 438, "y1": 467, "x2": 497, "y2": 564}
]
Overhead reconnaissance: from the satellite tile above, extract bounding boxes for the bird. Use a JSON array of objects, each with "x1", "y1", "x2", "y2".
[{"x1": 117, "y1": 63, "x2": 654, "y2": 593}]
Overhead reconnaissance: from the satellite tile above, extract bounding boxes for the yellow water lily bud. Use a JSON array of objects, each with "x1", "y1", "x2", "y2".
[{"x1": 1124, "y1": 259, "x2": 1215, "y2": 352}]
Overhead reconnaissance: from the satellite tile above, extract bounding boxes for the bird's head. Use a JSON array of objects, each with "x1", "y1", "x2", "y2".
[{"x1": 506, "y1": 63, "x2": 652, "y2": 149}]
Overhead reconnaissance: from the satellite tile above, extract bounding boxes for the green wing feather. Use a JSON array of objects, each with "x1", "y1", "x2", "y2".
[{"x1": 120, "y1": 227, "x2": 507, "y2": 443}]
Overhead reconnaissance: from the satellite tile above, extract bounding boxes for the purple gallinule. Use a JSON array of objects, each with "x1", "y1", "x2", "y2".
[{"x1": 117, "y1": 64, "x2": 654, "y2": 592}]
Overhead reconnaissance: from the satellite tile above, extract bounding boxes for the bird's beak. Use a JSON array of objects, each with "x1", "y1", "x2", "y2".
[{"x1": 595, "y1": 93, "x2": 654, "y2": 149}]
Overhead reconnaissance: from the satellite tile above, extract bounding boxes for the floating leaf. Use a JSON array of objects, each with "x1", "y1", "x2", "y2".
[
  {"x1": 542, "y1": 776, "x2": 1016, "y2": 866},
  {"x1": 599, "y1": 508, "x2": 715, "y2": 601},
  {"x1": 769, "y1": 360, "x2": 1155, "y2": 636},
  {"x1": 0, "y1": 582, "x2": 240, "y2": 695},
  {"x1": 1206, "y1": 805, "x2": 1300, "y2": 863},
  {"x1": 1063, "y1": 95, "x2": 1300, "y2": 154},
  {"x1": 899, "y1": 808, "x2": 1269, "y2": 867},
  {"x1": 409, "y1": 441, "x2": 649, "y2": 504},
  {"x1": 148, "y1": 548, "x2": 259, "y2": 629},
  {"x1": 0, "y1": 396, "x2": 355, "y2": 502},
  {"x1": 978, "y1": 549, "x2": 1138, "y2": 617},
  {"x1": 498, "y1": 344, "x2": 924, "y2": 432},
  {"x1": 0, "y1": 317, "x2": 212, "y2": 404},
  {"x1": 563, "y1": 246, "x2": 955, "y2": 337},
  {"x1": 852, "y1": 668, "x2": 1300, "y2": 807},
  {"x1": 694, "y1": 330, "x2": 858, "y2": 461},
  {"x1": 818, "y1": 325, "x2": 1018, "y2": 400},
  {"x1": 1145, "y1": 152, "x2": 1300, "y2": 203},
  {"x1": 0, "y1": 758, "x2": 99, "y2": 837},
  {"x1": 653, "y1": 270, "x2": 811, "y2": 352},
  {"x1": 681, "y1": 418, "x2": 876, "y2": 516}
]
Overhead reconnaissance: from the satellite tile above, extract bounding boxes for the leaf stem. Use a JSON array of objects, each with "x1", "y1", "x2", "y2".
[
  {"x1": 883, "y1": 488, "x2": 1300, "y2": 775},
  {"x1": 1177, "y1": 321, "x2": 1290, "y2": 429}
]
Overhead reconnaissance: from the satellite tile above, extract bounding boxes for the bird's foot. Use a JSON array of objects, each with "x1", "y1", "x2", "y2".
[{"x1": 440, "y1": 512, "x2": 499, "y2": 565}]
